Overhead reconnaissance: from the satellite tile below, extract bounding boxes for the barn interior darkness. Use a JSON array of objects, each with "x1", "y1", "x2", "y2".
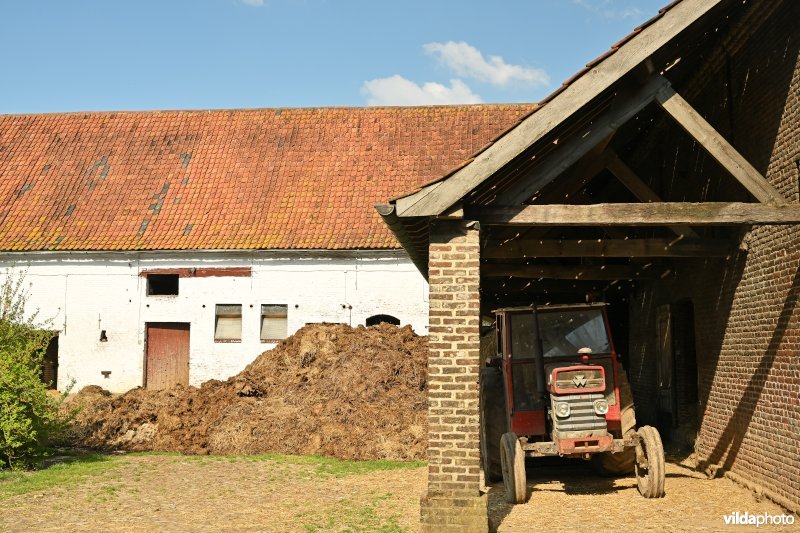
[{"x1": 478, "y1": 0, "x2": 797, "y2": 447}]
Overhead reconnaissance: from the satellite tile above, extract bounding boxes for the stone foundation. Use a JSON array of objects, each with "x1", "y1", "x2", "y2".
[{"x1": 421, "y1": 491, "x2": 488, "y2": 533}]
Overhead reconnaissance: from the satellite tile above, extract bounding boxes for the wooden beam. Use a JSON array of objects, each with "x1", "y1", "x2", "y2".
[
  {"x1": 482, "y1": 238, "x2": 734, "y2": 259},
  {"x1": 535, "y1": 149, "x2": 631, "y2": 240},
  {"x1": 654, "y1": 81, "x2": 786, "y2": 205},
  {"x1": 393, "y1": 0, "x2": 725, "y2": 217},
  {"x1": 501, "y1": 147, "x2": 619, "y2": 242},
  {"x1": 483, "y1": 278, "x2": 608, "y2": 291},
  {"x1": 482, "y1": 263, "x2": 664, "y2": 280},
  {"x1": 606, "y1": 152, "x2": 662, "y2": 202},
  {"x1": 473, "y1": 203, "x2": 800, "y2": 226},
  {"x1": 538, "y1": 144, "x2": 612, "y2": 203},
  {"x1": 605, "y1": 152, "x2": 700, "y2": 238},
  {"x1": 496, "y1": 76, "x2": 671, "y2": 205}
]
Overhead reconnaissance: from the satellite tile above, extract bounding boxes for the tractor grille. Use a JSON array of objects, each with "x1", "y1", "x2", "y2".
[
  {"x1": 552, "y1": 393, "x2": 607, "y2": 432},
  {"x1": 553, "y1": 368, "x2": 604, "y2": 391}
]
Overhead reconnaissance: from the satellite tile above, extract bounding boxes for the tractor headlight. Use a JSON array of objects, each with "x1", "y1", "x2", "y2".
[
  {"x1": 593, "y1": 399, "x2": 609, "y2": 415},
  {"x1": 554, "y1": 402, "x2": 571, "y2": 418}
]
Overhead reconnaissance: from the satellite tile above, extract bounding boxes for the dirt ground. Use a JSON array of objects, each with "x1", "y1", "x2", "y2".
[
  {"x1": 1, "y1": 454, "x2": 794, "y2": 532},
  {"x1": 0, "y1": 453, "x2": 425, "y2": 532},
  {"x1": 489, "y1": 455, "x2": 795, "y2": 532}
]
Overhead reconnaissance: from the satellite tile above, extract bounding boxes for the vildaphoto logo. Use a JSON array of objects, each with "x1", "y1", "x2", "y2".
[{"x1": 723, "y1": 511, "x2": 795, "y2": 527}]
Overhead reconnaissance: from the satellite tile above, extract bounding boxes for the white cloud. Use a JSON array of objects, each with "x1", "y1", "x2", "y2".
[
  {"x1": 241, "y1": 0, "x2": 265, "y2": 6},
  {"x1": 361, "y1": 75, "x2": 482, "y2": 106},
  {"x1": 423, "y1": 41, "x2": 549, "y2": 88},
  {"x1": 573, "y1": 0, "x2": 644, "y2": 20}
]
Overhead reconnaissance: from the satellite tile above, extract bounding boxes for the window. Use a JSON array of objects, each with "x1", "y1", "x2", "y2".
[
  {"x1": 147, "y1": 274, "x2": 179, "y2": 296},
  {"x1": 365, "y1": 314, "x2": 400, "y2": 326},
  {"x1": 215, "y1": 304, "x2": 242, "y2": 342},
  {"x1": 537, "y1": 309, "x2": 610, "y2": 357},
  {"x1": 508, "y1": 309, "x2": 611, "y2": 359},
  {"x1": 261, "y1": 304, "x2": 288, "y2": 342}
]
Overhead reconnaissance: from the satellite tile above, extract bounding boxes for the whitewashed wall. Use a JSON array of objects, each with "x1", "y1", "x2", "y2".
[{"x1": 0, "y1": 250, "x2": 428, "y2": 392}]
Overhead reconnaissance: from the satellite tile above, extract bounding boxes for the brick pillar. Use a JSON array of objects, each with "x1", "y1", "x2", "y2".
[{"x1": 420, "y1": 220, "x2": 488, "y2": 533}]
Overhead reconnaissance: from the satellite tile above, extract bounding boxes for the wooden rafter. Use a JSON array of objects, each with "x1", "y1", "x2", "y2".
[
  {"x1": 483, "y1": 278, "x2": 609, "y2": 291},
  {"x1": 482, "y1": 238, "x2": 734, "y2": 259},
  {"x1": 495, "y1": 76, "x2": 670, "y2": 206},
  {"x1": 605, "y1": 152, "x2": 699, "y2": 238},
  {"x1": 482, "y1": 263, "x2": 665, "y2": 280},
  {"x1": 654, "y1": 80, "x2": 786, "y2": 204},
  {"x1": 473, "y1": 203, "x2": 800, "y2": 226},
  {"x1": 537, "y1": 136, "x2": 614, "y2": 203}
]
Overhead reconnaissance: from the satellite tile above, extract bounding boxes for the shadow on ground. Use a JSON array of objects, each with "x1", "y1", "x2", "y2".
[{"x1": 487, "y1": 456, "x2": 698, "y2": 532}]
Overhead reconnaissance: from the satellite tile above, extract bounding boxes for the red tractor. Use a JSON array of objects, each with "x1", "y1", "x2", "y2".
[{"x1": 480, "y1": 303, "x2": 665, "y2": 503}]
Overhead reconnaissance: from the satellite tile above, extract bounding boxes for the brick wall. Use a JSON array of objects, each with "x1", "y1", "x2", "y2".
[
  {"x1": 422, "y1": 219, "x2": 487, "y2": 532},
  {"x1": 628, "y1": 2, "x2": 800, "y2": 512}
]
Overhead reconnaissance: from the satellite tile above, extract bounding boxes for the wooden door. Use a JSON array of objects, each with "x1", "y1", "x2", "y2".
[{"x1": 145, "y1": 323, "x2": 190, "y2": 389}]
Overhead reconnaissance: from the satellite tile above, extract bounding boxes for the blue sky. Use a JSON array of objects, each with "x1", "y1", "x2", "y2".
[{"x1": 1, "y1": 0, "x2": 667, "y2": 113}]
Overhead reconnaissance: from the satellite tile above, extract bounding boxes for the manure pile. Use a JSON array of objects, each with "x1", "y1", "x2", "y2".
[{"x1": 68, "y1": 323, "x2": 428, "y2": 460}]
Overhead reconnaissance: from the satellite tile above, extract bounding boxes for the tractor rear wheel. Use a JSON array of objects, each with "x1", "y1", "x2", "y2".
[
  {"x1": 500, "y1": 432, "x2": 527, "y2": 504},
  {"x1": 591, "y1": 367, "x2": 637, "y2": 476},
  {"x1": 480, "y1": 367, "x2": 505, "y2": 483},
  {"x1": 636, "y1": 425, "x2": 666, "y2": 498}
]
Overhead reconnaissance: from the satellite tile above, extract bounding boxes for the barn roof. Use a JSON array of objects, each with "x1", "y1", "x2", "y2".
[
  {"x1": 384, "y1": 0, "x2": 709, "y2": 217},
  {"x1": 0, "y1": 104, "x2": 534, "y2": 252},
  {"x1": 378, "y1": 0, "x2": 760, "y2": 276}
]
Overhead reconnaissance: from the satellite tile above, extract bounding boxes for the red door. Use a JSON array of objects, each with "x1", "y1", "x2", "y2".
[{"x1": 145, "y1": 323, "x2": 190, "y2": 389}]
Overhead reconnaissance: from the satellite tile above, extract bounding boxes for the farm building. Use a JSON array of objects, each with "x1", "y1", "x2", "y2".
[
  {"x1": 0, "y1": 104, "x2": 533, "y2": 392},
  {"x1": 378, "y1": 0, "x2": 800, "y2": 530}
]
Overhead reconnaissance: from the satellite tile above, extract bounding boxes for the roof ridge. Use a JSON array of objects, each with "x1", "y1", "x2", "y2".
[{"x1": 0, "y1": 102, "x2": 537, "y2": 119}]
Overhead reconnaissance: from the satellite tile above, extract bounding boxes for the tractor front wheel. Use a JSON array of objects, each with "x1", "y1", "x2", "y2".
[
  {"x1": 500, "y1": 432, "x2": 527, "y2": 504},
  {"x1": 635, "y1": 425, "x2": 666, "y2": 498}
]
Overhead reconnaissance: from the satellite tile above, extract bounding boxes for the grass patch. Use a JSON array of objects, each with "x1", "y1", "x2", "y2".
[
  {"x1": 239, "y1": 453, "x2": 425, "y2": 477},
  {"x1": 124, "y1": 451, "x2": 184, "y2": 457},
  {"x1": 0, "y1": 452, "x2": 118, "y2": 499},
  {"x1": 0, "y1": 450, "x2": 424, "y2": 501},
  {"x1": 300, "y1": 494, "x2": 404, "y2": 533},
  {"x1": 123, "y1": 450, "x2": 424, "y2": 477}
]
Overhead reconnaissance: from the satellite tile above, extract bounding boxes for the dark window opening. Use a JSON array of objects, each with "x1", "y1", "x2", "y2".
[
  {"x1": 41, "y1": 335, "x2": 58, "y2": 390},
  {"x1": 147, "y1": 274, "x2": 179, "y2": 296},
  {"x1": 366, "y1": 314, "x2": 400, "y2": 326}
]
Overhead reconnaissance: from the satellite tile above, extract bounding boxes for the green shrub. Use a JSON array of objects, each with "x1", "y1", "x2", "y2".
[{"x1": 0, "y1": 271, "x2": 68, "y2": 469}]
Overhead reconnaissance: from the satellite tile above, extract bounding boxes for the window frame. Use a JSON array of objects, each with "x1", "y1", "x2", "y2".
[
  {"x1": 214, "y1": 304, "x2": 243, "y2": 343},
  {"x1": 260, "y1": 304, "x2": 288, "y2": 343}
]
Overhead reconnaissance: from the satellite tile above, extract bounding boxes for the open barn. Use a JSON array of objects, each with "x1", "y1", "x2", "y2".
[{"x1": 379, "y1": 0, "x2": 800, "y2": 529}]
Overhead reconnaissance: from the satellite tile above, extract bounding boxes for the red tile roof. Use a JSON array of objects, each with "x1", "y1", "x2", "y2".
[{"x1": 0, "y1": 105, "x2": 534, "y2": 251}]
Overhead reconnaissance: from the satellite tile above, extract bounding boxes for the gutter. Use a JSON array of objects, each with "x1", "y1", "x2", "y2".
[{"x1": 375, "y1": 204, "x2": 429, "y2": 279}]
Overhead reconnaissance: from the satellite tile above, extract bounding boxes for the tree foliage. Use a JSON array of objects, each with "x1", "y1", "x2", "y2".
[{"x1": 0, "y1": 271, "x2": 67, "y2": 469}]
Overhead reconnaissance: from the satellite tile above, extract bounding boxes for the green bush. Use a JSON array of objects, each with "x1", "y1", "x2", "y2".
[{"x1": 0, "y1": 271, "x2": 68, "y2": 469}]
